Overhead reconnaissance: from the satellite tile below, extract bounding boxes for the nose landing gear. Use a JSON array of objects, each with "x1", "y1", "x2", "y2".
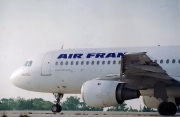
[{"x1": 52, "y1": 93, "x2": 63, "y2": 113}]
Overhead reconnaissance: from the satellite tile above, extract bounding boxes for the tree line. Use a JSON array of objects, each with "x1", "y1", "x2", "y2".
[
  {"x1": 0, "y1": 96, "x2": 156, "y2": 112},
  {"x1": 0, "y1": 97, "x2": 52, "y2": 110}
]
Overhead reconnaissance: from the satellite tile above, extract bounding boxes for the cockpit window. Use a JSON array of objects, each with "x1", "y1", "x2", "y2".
[
  {"x1": 24, "y1": 61, "x2": 33, "y2": 67},
  {"x1": 24, "y1": 61, "x2": 29, "y2": 66},
  {"x1": 28, "y1": 61, "x2": 33, "y2": 66}
]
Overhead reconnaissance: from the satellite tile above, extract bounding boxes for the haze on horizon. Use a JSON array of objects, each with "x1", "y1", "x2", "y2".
[{"x1": 0, "y1": 0, "x2": 179, "y2": 109}]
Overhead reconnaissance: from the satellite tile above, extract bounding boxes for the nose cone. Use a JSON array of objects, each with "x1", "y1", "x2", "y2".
[{"x1": 10, "y1": 68, "x2": 22, "y2": 88}]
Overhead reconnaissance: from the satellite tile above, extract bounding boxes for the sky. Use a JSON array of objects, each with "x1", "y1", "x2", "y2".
[{"x1": 0, "y1": 0, "x2": 179, "y2": 109}]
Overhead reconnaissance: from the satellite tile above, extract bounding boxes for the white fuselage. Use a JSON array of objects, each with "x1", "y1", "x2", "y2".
[{"x1": 10, "y1": 46, "x2": 180, "y2": 96}]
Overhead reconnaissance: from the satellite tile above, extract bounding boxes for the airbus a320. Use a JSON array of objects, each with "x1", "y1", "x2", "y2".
[{"x1": 10, "y1": 45, "x2": 180, "y2": 115}]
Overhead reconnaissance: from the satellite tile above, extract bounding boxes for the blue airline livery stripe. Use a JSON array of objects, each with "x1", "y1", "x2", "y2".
[{"x1": 57, "y1": 52, "x2": 125, "y2": 59}]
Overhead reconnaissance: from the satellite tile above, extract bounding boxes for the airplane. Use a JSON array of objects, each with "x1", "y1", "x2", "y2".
[{"x1": 10, "y1": 45, "x2": 180, "y2": 116}]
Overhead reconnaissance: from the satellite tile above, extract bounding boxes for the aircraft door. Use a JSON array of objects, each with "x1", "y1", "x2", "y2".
[{"x1": 41, "y1": 53, "x2": 54, "y2": 76}]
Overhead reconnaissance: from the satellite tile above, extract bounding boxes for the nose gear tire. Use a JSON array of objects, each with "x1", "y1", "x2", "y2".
[{"x1": 52, "y1": 104, "x2": 62, "y2": 112}]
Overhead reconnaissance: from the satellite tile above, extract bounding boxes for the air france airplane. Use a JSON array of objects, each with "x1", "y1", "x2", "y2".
[{"x1": 10, "y1": 45, "x2": 180, "y2": 115}]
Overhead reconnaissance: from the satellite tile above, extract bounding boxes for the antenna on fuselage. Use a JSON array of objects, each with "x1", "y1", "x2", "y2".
[{"x1": 61, "y1": 45, "x2": 64, "y2": 49}]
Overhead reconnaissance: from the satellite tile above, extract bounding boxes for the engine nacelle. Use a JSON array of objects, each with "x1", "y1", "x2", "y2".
[
  {"x1": 143, "y1": 96, "x2": 180, "y2": 108},
  {"x1": 81, "y1": 79, "x2": 140, "y2": 107}
]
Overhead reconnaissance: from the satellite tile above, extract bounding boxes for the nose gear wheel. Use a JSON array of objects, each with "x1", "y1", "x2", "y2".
[
  {"x1": 52, "y1": 93, "x2": 63, "y2": 113},
  {"x1": 52, "y1": 104, "x2": 62, "y2": 112}
]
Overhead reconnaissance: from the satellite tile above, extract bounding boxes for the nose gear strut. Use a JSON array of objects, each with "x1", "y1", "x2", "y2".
[{"x1": 52, "y1": 93, "x2": 63, "y2": 113}]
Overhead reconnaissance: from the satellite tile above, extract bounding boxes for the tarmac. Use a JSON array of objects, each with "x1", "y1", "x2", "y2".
[{"x1": 1, "y1": 111, "x2": 180, "y2": 117}]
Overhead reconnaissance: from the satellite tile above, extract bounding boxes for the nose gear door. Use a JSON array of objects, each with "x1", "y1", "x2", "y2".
[{"x1": 41, "y1": 53, "x2": 54, "y2": 76}]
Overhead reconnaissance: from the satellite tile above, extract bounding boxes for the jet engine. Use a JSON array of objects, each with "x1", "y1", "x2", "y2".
[
  {"x1": 143, "y1": 96, "x2": 180, "y2": 108},
  {"x1": 81, "y1": 79, "x2": 140, "y2": 107}
]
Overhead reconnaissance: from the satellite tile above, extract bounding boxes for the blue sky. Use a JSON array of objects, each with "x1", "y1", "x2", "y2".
[{"x1": 0, "y1": 0, "x2": 179, "y2": 109}]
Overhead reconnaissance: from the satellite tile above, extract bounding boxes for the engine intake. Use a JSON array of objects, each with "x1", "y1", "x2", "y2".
[{"x1": 81, "y1": 79, "x2": 140, "y2": 107}]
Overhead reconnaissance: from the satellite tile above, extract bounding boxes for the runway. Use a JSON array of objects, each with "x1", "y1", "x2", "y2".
[{"x1": 1, "y1": 111, "x2": 180, "y2": 117}]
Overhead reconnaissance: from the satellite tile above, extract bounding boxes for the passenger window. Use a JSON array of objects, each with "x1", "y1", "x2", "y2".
[
  {"x1": 172, "y1": 59, "x2": 175, "y2": 64},
  {"x1": 154, "y1": 60, "x2": 157, "y2": 63},
  {"x1": 28, "y1": 61, "x2": 33, "y2": 66},
  {"x1": 55, "y1": 61, "x2": 58, "y2": 65},
  {"x1": 86, "y1": 61, "x2": 89, "y2": 65},
  {"x1": 76, "y1": 61, "x2": 79, "y2": 65},
  {"x1": 102, "y1": 61, "x2": 105, "y2": 65},
  {"x1": 107, "y1": 61, "x2": 110, "y2": 65},
  {"x1": 179, "y1": 59, "x2": 180, "y2": 64},
  {"x1": 66, "y1": 61, "x2": 68, "y2": 65},
  {"x1": 97, "y1": 61, "x2": 100, "y2": 65},
  {"x1": 81, "y1": 61, "x2": 84, "y2": 65},
  {"x1": 71, "y1": 61, "x2": 73, "y2": 65},
  {"x1": 24, "y1": 61, "x2": 28, "y2": 66},
  {"x1": 60, "y1": 61, "x2": 63, "y2": 65},
  {"x1": 166, "y1": 59, "x2": 169, "y2": 64},
  {"x1": 113, "y1": 60, "x2": 116, "y2": 65},
  {"x1": 160, "y1": 59, "x2": 163, "y2": 64},
  {"x1": 91, "y1": 61, "x2": 94, "y2": 65},
  {"x1": 118, "y1": 60, "x2": 121, "y2": 64}
]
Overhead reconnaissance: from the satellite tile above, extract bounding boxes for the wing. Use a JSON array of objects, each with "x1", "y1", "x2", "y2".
[{"x1": 120, "y1": 52, "x2": 180, "y2": 90}]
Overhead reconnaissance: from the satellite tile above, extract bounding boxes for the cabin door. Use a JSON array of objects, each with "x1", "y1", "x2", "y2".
[{"x1": 41, "y1": 53, "x2": 54, "y2": 76}]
